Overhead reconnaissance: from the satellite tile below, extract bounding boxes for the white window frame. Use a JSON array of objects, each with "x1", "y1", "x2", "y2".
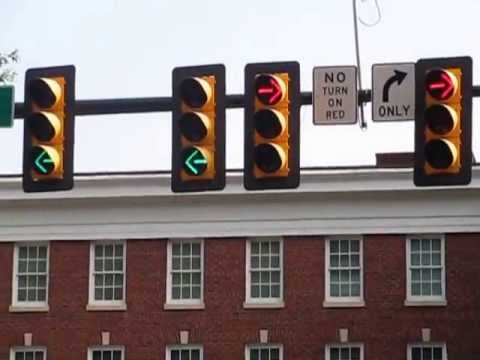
[
  {"x1": 405, "y1": 234, "x2": 446, "y2": 306},
  {"x1": 244, "y1": 237, "x2": 284, "y2": 308},
  {"x1": 10, "y1": 346, "x2": 47, "y2": 360},
  {"x1": 10, "y1": 242, "x2": 50, "y2": 312},
  {"x1": 325, "y1": 343, "x2": 364, "y2": 360},
  {"x1": 245, "y1": 344, "x2": 283, "y2": 360},
  {"x1": 324, "y1": 235, "x2": 364, "y2": 308},
  {"x1": 87, "y1": 346, "x2": 125, "y2": 360},
  {"x1": 87, "y1": 240, "x2": 127, "y2": 311},
  {"x1": 165, "y1": 238, "x2": 205, "y2": 310},
  {"x1": 166, "y1": 345, "x2": 203, "y2": 360},
  {"x1": 407, "y1": 343, "x2": 447, "y2": 360}
]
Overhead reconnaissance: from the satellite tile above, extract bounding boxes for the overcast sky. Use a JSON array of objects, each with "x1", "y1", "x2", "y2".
[{"x1": 1, "y1": 0, "x2": 479, "y2": 174}]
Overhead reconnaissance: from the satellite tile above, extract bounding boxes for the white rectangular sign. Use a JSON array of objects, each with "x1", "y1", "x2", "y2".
[
  {"x1": 313, "y1": 66, "x2": 358, "y2": 125},
  {"x1": 372, "y1": 62, "x2": 415, "y2": 121}
]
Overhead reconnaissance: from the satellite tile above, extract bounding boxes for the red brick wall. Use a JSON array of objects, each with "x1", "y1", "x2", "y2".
[{"x1": 0, "y1": 235, "x2": 479, "y2": 359}]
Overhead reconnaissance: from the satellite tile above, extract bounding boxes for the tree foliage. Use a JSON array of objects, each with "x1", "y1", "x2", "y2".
[{"x1": 0, "y1": 50, "x2": 19, "y2": 84}]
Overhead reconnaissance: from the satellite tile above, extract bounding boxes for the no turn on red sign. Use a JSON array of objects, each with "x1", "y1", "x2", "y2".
[{"x1": 313, "y1": 66, "x2": 358, "y2": 125}]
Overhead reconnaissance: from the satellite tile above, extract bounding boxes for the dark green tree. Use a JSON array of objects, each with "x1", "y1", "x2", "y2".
[{"x1": 0, "y1": 50, "x2": 19, "y2": 84}]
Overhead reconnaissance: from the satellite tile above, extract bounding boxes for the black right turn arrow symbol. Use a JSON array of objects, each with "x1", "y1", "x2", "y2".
[{"x1": 382, "y1": 70, "x2": 407, "y2": 103}]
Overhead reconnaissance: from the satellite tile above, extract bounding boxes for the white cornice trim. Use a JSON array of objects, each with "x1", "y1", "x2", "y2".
[{"x1": 1, "y1": 167, "x2": 480, "y2": 241}]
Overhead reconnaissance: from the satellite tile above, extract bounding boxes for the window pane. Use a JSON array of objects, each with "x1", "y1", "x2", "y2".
[
  {"x1": 432, "y1": 282, "x2": 442, "y2": 295},
  {"x1": 27, "y1": 261, "x2": 36, "y2": 272},
  {"x1": 331, "y1": 284, "x2": 339, "y2": 297},
  {"x1": 171, "y1": 350, "x2": 180, "y2": 360},
  {"x1": 95, "y1": 246, "x2": 103, "y2": 257},
  {"x1": 433, "y1": 347, "x2": 443, "y2": 360},
  {"x1": 261, "y1": 272, "x2": 270, "y2": 283},
  {"x1": 28, "y1": 246, "x2": 38, "y2": 258},
  {"x1": 105, "y1": 245, "x2": 114, "y2": 257},
  {"x1": 271, "y1": 348, "x2": 279, "y2": 360},
  {"x1": 192, "y1": 272, "x2": 201, "y2": 285},
  {"x1": 340, "y1": 270, "x2": 349, "y2": 282},
  {"x1": 18, "y1": 289, "x2": 27, "y2": 301},
  {"x1": 38, "y1": 260, "x2": 47, "y2": 273},
  {"x1": 192, "y1": 257, "x2": 201, "y2": 269},
  {"x1": 172, "y1": 244, "x2": 181, "y2": 256},
  {"x1": 192, "y1": 286, "x2": 201, "y2": 298},
  {"x1": 105, "y1": 287, "x2": 114, "y2": 300},
  {"x1": 94, "y1": 287, "x2": 103, "y2": 300},
  {"x1": 271, "y1": 271, "x2": 280, "y2": 283},
  {"x1": 95, "y1": 274, "x2": 103, "y2": 286},
  {"x1": 192, "y1": 243, "x2": 201, "y2": 256},
  {"x1": 113, "y1": 351, "x2": 122, "y2": 360},
  {"x1": 251, "y1": 271, "x2": 260, "y2": 284},
  {"x1": 330, "y1": 240, "x2": 339, "y2": 253},
  {"x1": 340, "y1": 255, "x2": 349, "y2": 267},
  {"x1": 182, "y1": 243, "x2": 191, "y2": 256},
  {"x1": 422, "y1": 269, "x2": 431, "y2": 282},
  {"x1": 423, "y1": 347, "x2": 432, "y2": 360},
  {"x1": 19, "y1": 260, "x2": 27, "y2": 273},
  {"x1": 432, "y1": 269, "x2": 441, "y2": 281},
  {"x1": 15, "y1": 352, "x2": 25, "y2": 360},
  {"x1": 350, "y1": 240, "x2": 359, "y2": 252},
  {"x1": 412, "y1": 282, "x2": 421, "y2": 296},
  {"x1": 260, "y1": 242, "x2": 269, "y2": 254},
  {"x1": 251, "y1": 256, "x2": 259, "y2": 269},
  {"x1": 351, "y1": 270, "x2": 360, "y2": 282},
  {"x1": 114, "y1": 259, "x2": 123, "y2": 271},
  {"x1": 250, "y1": 349, "x2": 259, "y2": 360},
  {"x1": 93, "y1": 351, "x2": 102, "y2": 360},
  {"x1": 260, "y1": 348, "x2": 269, "y2": 360},
  {"x1": 114, "y1": 287, "x2": 123, "y2": 300},
  {"x1": 95, "y1": 259, "x2": 103, "y2": 272},
  {"x1": 351, "y1": 255, "x2": 360, "y2": 267},
  {"x1": 172, "y1": 273, "x2": 181, "y2": 286},
  {"x1": 172, "y1": 286, "x2": 181, "y2": 299},
  {"x1": 411, "y1": 239, "x2": 420, "y2": 252},
  {"x1": 114, "y1": 244, "x2": 123, "y2": 257},
  {"x1": 28, "y1": 275, "x2": 37, "y2": 287},
  {"x1": 182, "y1": 257, "x2": 191, "y2": 270},
  {"x1": 351, "y1": 348, "x2": 360, "y2": 360},
  {"x1": 181, "y1": 349, "x2": 189, "y2": 360},
  {"x1": 261, "y1": 256, "x2": 269, "y2": 268},
  {"x1": 18, "y1": 275, "x2": 27, "y2": 288},
  {"x1": 432, "y1": 239, "x2": 441, "y2": 251},
  {"x1": 412, "y1": 269, "x2": 421, "y2": 281},
  {"x1": 271, "y1": 241, "x2": 280, "y2": 254},
  {"x1": 331, "y1": 270, "x2": 339, "y2": 282},
  {"x1": 271, "y1": 256, "x2": 280, "y2": 268},
  {"x1": 330, "y1": 348, "x2": 339, "y2": 360},
  {"x1": 37, "y1": 289, "x2": 46, "y2": 301},
  {"x1": 271, "y1": 284, "x2": 280, "y2": 297},
  {"x1": 115, "y1": 274, "x2": 123, "y2": 286},
  {"x1": 35, "y1": 352, "x2": 44, "y2": 360},
  {"x1": 421, "y1": 253, "x2": 431, "y2": 266},
  {"x1": 432, "y1": 252, "x2": 441, "y2": 266},
  {"x1": 182, "y1": 286, "x2": 191, "y2": 298},
  {"x1": 422, "y1": 239, "x2": 431, "y2": 251},
  {"x1": 191, "y1": 350, "x2": 200, "y2": 360},
  {"x1": 251, "y1": 284, "x2": 260, "y2": 297},
  {"x1": 340, "y1": 240, "x2": 349, "y2": 252},
  {"x1": 25, "y1": 353, "x2": 33, "y2": 360},
  {"x1": 105, "y1": 274, "x2": 114, "y2": 286},
  {"x1": 104, "y1": 351, "x2": 112, "y2": 360},
  {"x1": 182, "y1": 273, "x2": 191, "y2": 285},
  {"x1": 340, "y1": 284, "x2": 350, "y2": 296},
  {"x1": 251, "y1": 242, "x2": 259, "y2": 255},
  {"x1": 411, "y1": 253, "x2": 421, "y2": 266},
  {"x1": 340, "y1": 347, "x2": 349, "y2": 360},
  {"x1": 351, "y1": 283, "x2": 360, "y2": 296},
  {"x1": 27, "y1": 289, "x2": 36, "y2": 301},
  {"x1": 38, "y1": 275, "x2": 47, "y2": 288},
  {"x1": 19, "y1": 246, "x2": 28, "y2": 259},
  {"x1": 330, "y1": 255, "x2": 339, "y2": 267},
  {"x1": 261, "y1": 285, "x2": 270, "y2": 297},
  {"x1": 105, "y1": 259, "x2": 114, "y2": 271}
]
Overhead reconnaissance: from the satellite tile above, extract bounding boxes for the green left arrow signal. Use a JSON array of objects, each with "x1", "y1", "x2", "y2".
[
  {"x1": 31, "y1": 146, "x2": 56, "y2": 175},
  {"x1": 183, "y1": 146, "x2": 208, "y2": 176}
]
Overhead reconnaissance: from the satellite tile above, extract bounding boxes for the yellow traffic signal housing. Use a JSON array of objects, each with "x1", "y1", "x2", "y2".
[
  {"x1": 414, "y1": 57, "x2": 472, "y2": 186},
  {"x1": 172, "y1": 65, "x2": 226, "y2": 192},
  {"x1": 244, "y1": 62, "x2": 300, "y2": 190},
  {"x1": 23, "y1": 66, "x2": 75, "y2": 192}
]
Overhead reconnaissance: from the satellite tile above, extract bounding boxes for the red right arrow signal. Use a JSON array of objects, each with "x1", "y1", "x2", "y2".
[
  {"x1": 426, "y1": 69, "x2": 457, "y2": 101},
  {"x1": 255, "y1": 74, "x2": 284, "y2": 105}
]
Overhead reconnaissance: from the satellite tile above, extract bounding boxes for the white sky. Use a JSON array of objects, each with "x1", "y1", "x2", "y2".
[{"x1": 1, "y1": 0, "x2": 479, "y2": 174}]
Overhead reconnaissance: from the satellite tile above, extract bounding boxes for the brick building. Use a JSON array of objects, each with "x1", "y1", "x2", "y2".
[{"x1": 1, "y1": 160, "x2": 480, "y2": 359}]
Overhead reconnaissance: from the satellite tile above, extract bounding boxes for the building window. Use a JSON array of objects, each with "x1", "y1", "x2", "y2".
[
  {"x1": 166, "y1": 346, "x2": 203, "y2": 360},
  {"x1": 10, "y1": 347, "x2": 46, "y2": 360},
  {"x1": 324, "y1": 236, "x2": 364, "y2": 307},
  {"x1": 408, "y1": 344, "x2": 447, "y2": 360},
  {"x1": 88, "y1": 241, "x2": 126, "y2": 309},
  {"x1": 165, "y1": 239, "x2": 204, "y2": 309},
  {"x1": 326, "y1": 344, "x2": 363, "y2": 360},
  {"x1": 88, "y1": 347, "x2": 124, "y2": 360},
  {"x1": 406, "y1": 235, "x2": 446, "y2": 305},
  {"x1": 245, "y1": 345, "x2": 282, "y2": 360},
  {"x1": 11, "y1": 243, "x2": 49, "y2": 310},
  {"x1": 245, "y1": 237, "x2": 283, "y2": 307}
]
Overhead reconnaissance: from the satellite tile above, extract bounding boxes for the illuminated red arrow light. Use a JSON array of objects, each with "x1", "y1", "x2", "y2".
[
  {"x1": 255, "y1": 74, "x2": 284, "y2": 105},
  {"x1": 426, "y1": 69, "x2": 457, "y2": 101}
]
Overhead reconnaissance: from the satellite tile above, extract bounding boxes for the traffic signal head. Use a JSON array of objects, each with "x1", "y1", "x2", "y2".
[
  {"x1": 171, "y1": 64, "x2": 226, "y2": 192},
  {"x1": 244, "y1": 62, "x2": 300, "y2": 190},
  {"x1": 414, "y1": 57, "x2": 472, "y2": 186},
  {"x1": 23, "y1": 66, "x2": 75, "y2": 192}
]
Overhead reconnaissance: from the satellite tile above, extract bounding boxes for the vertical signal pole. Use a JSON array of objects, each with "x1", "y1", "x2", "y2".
[
  {"x1": 23, "y1": 66, "x2": 75, "y2": 192},
  {"x1": 244, "y1": 62, "x2": 301, "y2": 190},
  {"x1": 414, "y1": 57, "x2": 472, "y2": 186},
  {"x1": 171, "y1": 65, "x2": 226, "y2": 192}
]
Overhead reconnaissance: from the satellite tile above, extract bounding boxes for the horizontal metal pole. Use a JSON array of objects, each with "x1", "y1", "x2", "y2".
[{"x1": 13, "y1": 86, "x2": 480, "y2": 118}]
